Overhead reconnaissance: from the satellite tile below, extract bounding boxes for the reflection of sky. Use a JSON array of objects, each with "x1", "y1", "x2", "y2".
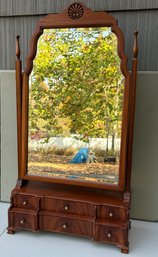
[
  {"x1": 83, "y1": 30, "x2": 110, "y2": 43},
  {"x1": 50, "y1": 27, "x2": 112, "y2": 43}
]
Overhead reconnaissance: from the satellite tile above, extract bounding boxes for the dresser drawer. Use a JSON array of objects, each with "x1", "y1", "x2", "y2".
[
  {"x1": 41, "y1": 198, "x2": 94, "y2": 217},
  {"x1": 39, "y1": 214, "x2": 92, "y2": 238},
  {"x1": 9, "y1": 211, "x2": 38, "y2": 231},
  {"x1": 95, "y1": 224, "x2": 128, "y2": 245},
  {"x1": 98, "y1": 206, "x2": 128, "y2": 223},
  {"x1": 12, "y1": 194, "x2": 39, "y2": 210}
]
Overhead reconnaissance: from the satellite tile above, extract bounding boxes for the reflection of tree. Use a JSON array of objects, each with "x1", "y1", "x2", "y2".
[{"x1": 29, "y1": 28, "x2": 124, "y2": 153}]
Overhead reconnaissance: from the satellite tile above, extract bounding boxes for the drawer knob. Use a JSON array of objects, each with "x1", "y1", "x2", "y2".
[
  {"x1": 62, "y1": 224, "x2": 67, "y2": 229},
  {"x1": 20, "y1": 219, "x2": 25, "y2": 224},
  {"x1": 109, "y1": 212, "x2": 113, "y2": 217},
  {"x1": 107, "y1": 232, "x2": 112, "y2": 238},
  {"x1": 64, "y1": 205, "x2": 69, "y2": 211},
  {"x1": 23, "y1": 201, "x2": 28, "y2": 206}
]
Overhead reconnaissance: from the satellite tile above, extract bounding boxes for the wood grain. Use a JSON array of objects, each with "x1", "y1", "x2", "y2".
[{"x1": 0, "y1": 0, "x2": 158, "y2": 17}]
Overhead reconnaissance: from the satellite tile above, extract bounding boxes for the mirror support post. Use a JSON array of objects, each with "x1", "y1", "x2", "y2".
[
  {"x1": 126, "y1": 31, "x2": 138, "y2": 192},
  {"x1": 15, "y1": 35, "x2": 22, "y2": 181}
]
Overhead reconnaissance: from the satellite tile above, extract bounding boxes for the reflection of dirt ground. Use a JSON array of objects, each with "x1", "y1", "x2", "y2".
[{"x1": 28, "y1": 153, "x2": 119, "y2": 184}]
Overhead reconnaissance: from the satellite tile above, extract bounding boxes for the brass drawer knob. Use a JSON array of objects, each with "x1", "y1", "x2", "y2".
[
  {"x1": 64, "y1": 205, "x2": 69, "y2": 211},
  {"x1": 107, "y1": 232, "x2": 112, "y2": 238},
  {"x1": 109, "y1": 212, "x2": 113, "y2": 217},
  {"x1": 20, "y1": 219, "x2": 25, "y2": 224},
  {"x1": 22, "y1": 201, "x2": 28, "y2": 206},
  {"x1": 62, "y1": 224, "x2": 67, "y2": 229}
]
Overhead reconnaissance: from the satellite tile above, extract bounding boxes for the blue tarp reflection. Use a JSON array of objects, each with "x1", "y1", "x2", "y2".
[{"x1": 70, "y1": 148, "x2": 89, "y2": 164}]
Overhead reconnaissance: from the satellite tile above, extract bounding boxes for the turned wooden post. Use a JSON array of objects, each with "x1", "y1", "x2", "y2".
[
  {"x1": 126, "y1": 31, "x2": 139, "y2": 192},
  {"x1": 16, "y1": 35, "x2": 22, "y2": 180}
]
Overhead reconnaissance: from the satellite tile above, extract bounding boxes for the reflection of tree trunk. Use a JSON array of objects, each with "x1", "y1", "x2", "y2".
[
  {"x1": 104, "y1": 86, "x2": 109, "y2": 155},
  {"x1": 112, "y1": 78, "x2": 123, "y2": 156},
  {"x1": 106, "y1": 119, "x2": 109, "y2": 154},
  {"x1": 106, "y1": 134, "x2": 109, "y2": 153},
  {"x1": 112, "y1": 133, "x2": 115, "y2": 154}
]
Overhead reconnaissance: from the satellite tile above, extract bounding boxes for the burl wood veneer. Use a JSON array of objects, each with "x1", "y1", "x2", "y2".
[{"x1": 8, "y1": 181, "x2": 130, "y2": 253}]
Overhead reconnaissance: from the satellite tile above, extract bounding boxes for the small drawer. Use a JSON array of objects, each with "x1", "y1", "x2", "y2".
[
  {"x1": 39, "y1": 214, "x2": 92, "y2": 238},
  {"x1": 42, "y1": 198, "x2": 94, "y2": 217},
  {"x1": 95, "y1": 224, "x2": 128, "y2": 245},
  {"x1": 10, "y1": 211, "x2": 38, "y2": 231},
  {"x1": 98, "y1": 206, "x2": 128, "y2": 223},
  {"x1": 12, "y1": 195, "x2": 39, "y2": 210}
]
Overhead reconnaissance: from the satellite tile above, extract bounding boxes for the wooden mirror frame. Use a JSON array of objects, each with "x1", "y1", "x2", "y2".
[{"x1": 16, "y1": 2, "x2": 138, "y2": 192}]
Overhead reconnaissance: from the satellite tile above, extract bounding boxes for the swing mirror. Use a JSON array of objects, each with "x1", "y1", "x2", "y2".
[
  {"x1": 21, "y1": 3, "x2": 130, "y2": 190},
  {"x1": 28, "y1": 27, "x2": 124, "y2": 185}
]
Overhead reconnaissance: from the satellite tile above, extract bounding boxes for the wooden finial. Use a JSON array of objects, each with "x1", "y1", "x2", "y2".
[
  {"x1": 133, "y1": 31, "x2": 138, "y2": 59},
  {"x1": 16, "y1": 35, "x2": 21, "y2": 60}
]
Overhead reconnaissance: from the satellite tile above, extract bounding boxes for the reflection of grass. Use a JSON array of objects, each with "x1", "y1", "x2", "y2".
[
  {"x1": 29, "y1": 145, "x2": 119, "y2": 158},
  {"x1": 28, "y1": 153, "x2": 119, "y2": 184},
  {"x1": 29, "y1": 146, "x2": 76, "y2": 156},
  {"x1": 28, "y1": 161, "x2": 119, "y2": 174},
  {"x1": 28, "y1": 161, "x2": 119, "y2": 184},
  {"x1": 28, "y1": 161, "x2": 73, "y2": 171}
]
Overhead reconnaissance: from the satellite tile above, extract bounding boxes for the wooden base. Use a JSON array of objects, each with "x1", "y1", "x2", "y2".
[
  {"x1": 121, "y1": 248, "x2": 129, "y2": 254},
  {"x1": 121, "y1": 243, "x2": 129, "y2": 254},
  {"x1": 8, "y1": 181, "x2": 130, "y2": 253},
  {"x1": 7, "y1": 228, "x2": 15, "y2": 234}
]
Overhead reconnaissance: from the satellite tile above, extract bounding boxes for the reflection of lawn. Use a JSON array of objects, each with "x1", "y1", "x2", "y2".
[
  {"x1": 28, "y1": 153, "x2": 119, "y2": 184},
  {"x1": 28, "y1": 161, "x2": 118, "y2": 174}
]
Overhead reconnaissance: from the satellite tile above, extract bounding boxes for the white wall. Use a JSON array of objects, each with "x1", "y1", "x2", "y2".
[
  {"x1": 131, "y1": 72, "x2": 158, "y2": 221},
  {"x1": 0, "y1": 71, "x2": 18, "y2": 202}
]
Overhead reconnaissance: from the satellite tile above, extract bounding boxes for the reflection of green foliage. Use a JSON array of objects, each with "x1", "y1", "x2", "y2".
[{"x1": 29, "y1": 27, "x2": 124, "y2": 147}]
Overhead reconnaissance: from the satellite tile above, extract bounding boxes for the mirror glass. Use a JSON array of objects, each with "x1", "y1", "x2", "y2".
[{"x1": 27, "y1": 27, "x2": 124, "y2": 185}]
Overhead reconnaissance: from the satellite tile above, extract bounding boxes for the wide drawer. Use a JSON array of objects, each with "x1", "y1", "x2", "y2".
[
  {"x1": 95, "y1": 224, "x2": 128, "y2": 245},
  {"x1": 39, "y1": 214, "x2": 93, "y2": 238},
  {"x1": 41, "y1": 198, "x2": 94, "y2": 217},
  {"x1": 98, "y1": 206, "x2": 128, "y2": 223},
  {"x1": 9, "y1": 210, "x2": 38, "y2": 231},
  {"x1": 12, "y1": 194, "x2": 39, "y2": 210}
]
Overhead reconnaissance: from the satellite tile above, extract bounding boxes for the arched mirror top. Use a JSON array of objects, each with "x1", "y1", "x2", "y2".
[{"x1": 24, "y1": 2, "x2": 129, "y2": 78}]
